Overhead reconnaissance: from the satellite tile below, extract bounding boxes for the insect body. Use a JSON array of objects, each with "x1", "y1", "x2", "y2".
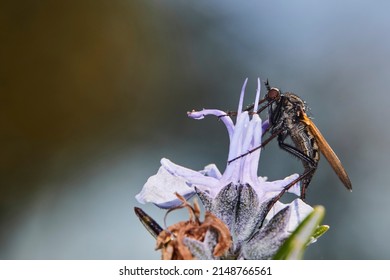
[
  {"x1": 229, "y1": 81, "x2": 352, "y2": 199},
  {"x1": 262, "y1": 82, "x2": 352, "y2": 198}
]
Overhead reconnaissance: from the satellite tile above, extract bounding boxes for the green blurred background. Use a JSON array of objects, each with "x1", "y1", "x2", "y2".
[{"x1": 1, "y1": 0, "x2": 389, "y2": 259}]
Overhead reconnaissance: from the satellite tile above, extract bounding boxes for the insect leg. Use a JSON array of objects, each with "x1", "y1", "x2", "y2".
[
  {"x1": 277, "y1": 139, "x2": 317, "y2": 199},
  {"x1": 227, "y1": 128, "x2": 283, "y2": 164},
  {"x1": 277, "y1": 141, "x2": 317, "y2": 167},
  {"x1": 262, "y1": 166, "x2": 317, "y2": 219},
  {"x1": 218, "y1": 98, "x2": 271, "y2": 119}
]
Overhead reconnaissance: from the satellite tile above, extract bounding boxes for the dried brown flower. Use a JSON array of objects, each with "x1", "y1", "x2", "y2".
[{"x1": 155, "y1": 193, "x2": 232, "y2": 260}]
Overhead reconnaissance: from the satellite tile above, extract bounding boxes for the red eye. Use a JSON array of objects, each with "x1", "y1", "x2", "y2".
[{"x1": 267, "y1": 88, "x2": 280, "y2": 100}]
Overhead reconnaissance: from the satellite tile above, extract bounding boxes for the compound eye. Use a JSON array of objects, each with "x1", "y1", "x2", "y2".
[{"x1": 267, "y1": 88, "x2": 280, "y2": 100}]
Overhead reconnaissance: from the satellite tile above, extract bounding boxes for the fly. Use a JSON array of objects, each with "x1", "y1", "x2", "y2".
[{"x1": 229, "y1": 80, "x2": 352, "y2": 199}]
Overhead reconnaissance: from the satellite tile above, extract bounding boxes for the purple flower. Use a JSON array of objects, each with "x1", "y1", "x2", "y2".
[
  {"x1": 136, "y1": 78, "x2": 301, "y2": 207},
  {"x1": 136, "y1": 78, "x2": 314, "y2": 259}
]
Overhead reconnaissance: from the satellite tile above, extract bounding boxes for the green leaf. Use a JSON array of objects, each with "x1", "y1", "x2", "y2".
[{"x1": 273, "y1": 205, "x2": 326, "y2": 260}]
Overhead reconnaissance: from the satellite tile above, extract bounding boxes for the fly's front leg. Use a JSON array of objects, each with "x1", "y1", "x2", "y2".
[{"x1": 227, "y1": 128, "x2": 283, "y2": 164}]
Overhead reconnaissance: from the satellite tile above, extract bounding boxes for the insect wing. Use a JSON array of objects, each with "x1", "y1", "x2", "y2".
[{"x1": 301, "y1": 113, "x2": 352, "y2": 191}]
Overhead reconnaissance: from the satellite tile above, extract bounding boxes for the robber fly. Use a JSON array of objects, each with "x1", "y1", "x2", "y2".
[{"x1": 230, "y1": 81, "x2": 352, "y2": 199}]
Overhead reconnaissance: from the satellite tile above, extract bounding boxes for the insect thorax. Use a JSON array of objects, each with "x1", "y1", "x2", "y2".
[{"x1": 272, "y1": 92, "x2": 320, "y2": 164}]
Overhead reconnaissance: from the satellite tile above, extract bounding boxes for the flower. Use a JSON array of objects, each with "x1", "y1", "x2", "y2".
[
  {"x1": 154, "y1": 193, "x2": 232, "y2": 260},
  {"x1": 136, "y1": 78, "x2": 301, "y2": 207},
  {"x1": 136, "y1": 78, "x2": 315, "y2": 259}
]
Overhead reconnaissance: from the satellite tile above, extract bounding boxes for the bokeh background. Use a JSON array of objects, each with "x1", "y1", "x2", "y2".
[{"x1": 1, "y1": 0, "x2": 388, "y2": 259}]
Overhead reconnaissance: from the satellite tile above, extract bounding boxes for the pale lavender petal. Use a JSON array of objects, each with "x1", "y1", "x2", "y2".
[
  {"x1": 136, "y1": 158, "x2": 222, "y2": 208},
  {"x1": 241, "y1": 114, "x2": 263, "y2": 185},
  {"x1": 161, "y1": 158, "x2": 219, "y2": 187},
  {"x1": 261, "y1": 173, "x2": 301, "y2": 196},
  {"x1": 200, "y1": 164, "x2": 222, "y2": 180},
  {"x1": 135, "y1": 165, "x2": 195, "y2": 208},
  {"x1": 188, "y1": 109, "x2": 235, "y2": 140},
  {"x1": 253, "y1": 78, "x2": 261, "y2": 112},
  {"x1": 286, "y1": 199, "x2": 314, "y2": 232},
  {"x1": 226, "y1": 112, "x2": 248, "y2": 162},
  {"x1": 237, "y1": 78, "x2": 248, "y2": 115},
  {"x1": 221, "y1": 112, "x2": 249, "y2": 185}
]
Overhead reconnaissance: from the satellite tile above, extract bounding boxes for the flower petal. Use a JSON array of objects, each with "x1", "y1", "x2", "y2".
[
  {"x1": 286, "y1": 199, "x2": 314, "y2": 232},
  {"x1": 199, "y1": 164, "x2": 222, "y2": 180},
  {"x1": 135, "y1": 165, "x2": 195, "y2": 208},
  {"x1": 241, "y1": 114, "x2": 263, "y2": 186},
  {"x1": 188, "y1": 109, "x2": 235, "y2": 140},
  {"x1": 136, "y1": 158, "x2": 223, "y2": 208},
  {"x1": 260, "y1": 173, "x2": 301, "y2": 198},
  {"x1": 161, "y1": 158, "x2": 221, "y2": 192}
]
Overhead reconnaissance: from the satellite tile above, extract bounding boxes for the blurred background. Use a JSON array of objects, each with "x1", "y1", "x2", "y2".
[{"x1": 1, "y1": 0, "x2": 388, "y2": 259}]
